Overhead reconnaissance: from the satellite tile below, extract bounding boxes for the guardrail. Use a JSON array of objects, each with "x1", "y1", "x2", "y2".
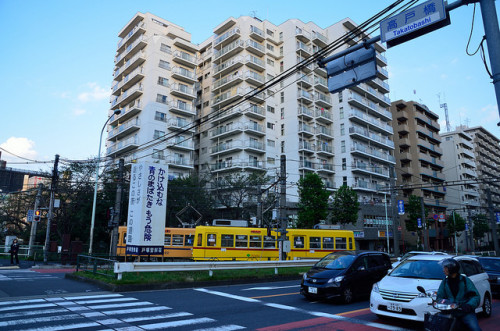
[
  {"x1": 114, "y1": 259, "x2": 318, "y2": 280},
  {"x1": 77, "y1": 255, "x2": 116, "y2": 278}
]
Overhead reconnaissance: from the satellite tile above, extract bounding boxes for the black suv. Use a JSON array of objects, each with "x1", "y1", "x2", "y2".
[{"x1": 300, "y1": 251, "x2": 392, "y2": 303}]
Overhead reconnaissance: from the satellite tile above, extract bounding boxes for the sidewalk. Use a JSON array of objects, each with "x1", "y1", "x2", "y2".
[{"x1": 0, "y1": 259, "x2": 75, "y2": 271}]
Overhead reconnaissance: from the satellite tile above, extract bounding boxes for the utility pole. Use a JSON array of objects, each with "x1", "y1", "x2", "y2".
[
  {"x1": 28, "y1": 183, "x2": 43, "y2": 257},
  {"x1": 466, "y1": 204, "x2": 474, "y2": 252},
  {"x1": 256, "y1": 185, "x2": 262, "y2": 228},
  {"x1": 390, "y1": 166, "x2": 399, "y2": 257},
  {"x1": 109, "y1": 158, "x2": 124, "y2": 257},
  {"x1": 420, "y1": 197, "x2": 429, "y2": 251},
  {"x1": 44, "y1": 154, "x2": 59, "y2": 264},
  {"x1": 486, "y1": 189, "x2": 500, "y2": 256},
  {"x1": 279, "y1": 155, "x2": 288, "y2": 260}
]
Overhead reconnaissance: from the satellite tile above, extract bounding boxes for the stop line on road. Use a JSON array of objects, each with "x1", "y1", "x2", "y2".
[{"x1": 0, "y1": 293, "x2": 245, "y2": 331}]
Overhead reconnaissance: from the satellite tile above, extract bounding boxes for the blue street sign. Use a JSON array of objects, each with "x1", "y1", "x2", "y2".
[
  {"x1": 417, "y1": 218, "x2": 422, "y2": 228},
  {"x1": 397, "y1": 200, "x2": 405, "y2": 215},
  {"x1": 380, "y1": 0, "x2": 450, "y2": 48},
  {"x1": 465, "y1": 223, "x2": 469, "y2": 231},
  {"x1": 27, "y1": 209, "x2": 34, "y2": 222},
  {"x1": 496, "y1": 212, "x2": 500, "y2": 224}
]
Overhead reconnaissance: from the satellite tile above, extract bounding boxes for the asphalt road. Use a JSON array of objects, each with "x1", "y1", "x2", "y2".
[{"x1": 0, "y1": 267, "x2": 499, "y2": 330}]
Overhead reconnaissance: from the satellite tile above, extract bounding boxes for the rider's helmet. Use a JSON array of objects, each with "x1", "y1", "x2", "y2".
[{"x1": 439, "y1": 258, "x2": 460, "y2": 275}]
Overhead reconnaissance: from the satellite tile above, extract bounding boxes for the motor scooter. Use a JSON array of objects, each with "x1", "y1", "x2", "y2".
[{"x1": 417, "y1": 285, "x2": 462, "y2": 331}]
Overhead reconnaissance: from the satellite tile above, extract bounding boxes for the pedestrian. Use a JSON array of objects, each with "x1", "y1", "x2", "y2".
[{"x1": 10, "y1": 238, "x2": 19, "y2": 265}]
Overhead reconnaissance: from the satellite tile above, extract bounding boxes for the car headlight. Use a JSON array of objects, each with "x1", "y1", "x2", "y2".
[
  {"x1": 417, "y1": 289, "x2": 437, "y2": 300},
  {"x1": 372, "y1": 282, "x2": 379, "y2": 293},
  {"x1": 303, "y1": 272, "x2": 308, "y2": 280}
]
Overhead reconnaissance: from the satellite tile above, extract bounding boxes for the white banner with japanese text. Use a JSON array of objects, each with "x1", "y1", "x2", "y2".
[{"x1": 126, "y1": 162, "x2": 167, "y2": 255}]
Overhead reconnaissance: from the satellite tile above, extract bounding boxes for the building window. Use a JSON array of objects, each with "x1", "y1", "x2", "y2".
[
  {"x1": 267, "y1": 122, "x2": 275, "y2": 130},
  {"x1": 155, "y1": 111, "x2": 167, "y2": 122},
  {"x1": 340, "y1": 123, "x2": 345, "y2": 135},
  {"x1": 343, "y1": 176, "x2": 347, "y2": 186},
  {"x1": 156, "y1": 94, "x2": 168, "y2": 104},
  {"x1": 267, "y1": 157, "x2": 275, "y2": 165},
  {"x1": 267, "y1": 58, "x2": 275, "y2": 66},
  {"x1": 267, "y1": 44, "x2": 274, "y2": 52},
  {"x1": 339, "y1": 107, "x2": 344, "y2": 119},
  {"x1": 281, "y1": 124, "x2": 285, "y2": 136},
  {"x1": 152, "y1": 149, "x2": 164, "y2": 160},
  {"x1": 266, "y1": 29, "x2": 274, "y2": 37},
  {"x1": 342, "y1": 158, "x2": 346, "y2": 170},
  {"x1": 160, "y1": 43, "x2": 171, "y2": 54},
  {"x1": 280, "y1": 108, "x2": 284, "y2": 119},
  {"x1": 154, "y1": 130, "x2": 165, "y2": 139},
  {"x1": 281, "y1": 141, "x2": 285, "y2": 153},
  {"x1": 341, "y1": 140, "x2": 346, "y2": 153},
  {"x1": 267, "y1": 105, "x2": 275, "y2": 113},
  {"x1": 338, "y1": 91, "x2": 343, "y2": 102},
  {"x1": 280, "y1": 92, "x2": 285, "y2": 103},
  {"x1": 158, "y1": 77, "x2": 169, "y2": 87},
  {"x1": 159, "y1": 60, "x2": 170, "y2": 70},
  {"x1": 267, "y1": 139, "x2": 275, "y2": 147},
  {"x1": 201, "y1": 147, "x2": 207, "y2": 154}
]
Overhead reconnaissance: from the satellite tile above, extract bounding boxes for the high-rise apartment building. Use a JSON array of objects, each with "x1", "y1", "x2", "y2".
[
  {"x1": 390, "y1": 100, "x2": 447, "y2": 250},
  {"x1": 108, "y1": 13, "x2": 394, "y2": 250}
]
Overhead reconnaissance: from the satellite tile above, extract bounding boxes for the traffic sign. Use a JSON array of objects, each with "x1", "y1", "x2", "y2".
[
  {"x1": 397, "y1": 200, "x2": 405, "y2": 215},
  {"x1": 27, "y1": 209, "x2": 34, "y2": 222},
  {"x1": 380, "y1": 0, "x2": 450, "y2": 48},
  {"x1": 417, "y1": 218, "x2": 422, "y2": 228},
  {"x1": 433, "y1": 214, "x2": 438, "y2": 220},
  {"x1": 438, "y1": 213, "x2": 445, "y2": 222},
  {"x1": 496, "y1": 212, "x2": 500, "y2": 224}
]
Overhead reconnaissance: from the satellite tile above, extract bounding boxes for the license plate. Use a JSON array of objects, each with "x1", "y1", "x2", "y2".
[
  {"x1": 387, "y1": 302, "x2": 402, "y2": 312},
  {"x1": 308, "y1": 286, "x2": 317, "y2": 294}
]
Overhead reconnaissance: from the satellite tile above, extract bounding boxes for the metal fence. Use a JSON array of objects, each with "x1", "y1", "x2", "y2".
[{"x1": 76, "y1": 255, "x2": 116, "y2": 278}]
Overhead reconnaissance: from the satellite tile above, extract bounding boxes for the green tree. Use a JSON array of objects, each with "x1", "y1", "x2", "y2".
[
  {"x1": 328, "y1": 185, "x2": 360, "y2": 226},
  {"x1": 296, "y1": 173, "x2": 330, "y2": 228},
  {"x1": 472, "y1": 214, "x2": 489, "y2": 241},
  {"x1": 446, "y1": 211, "x2": 466, "y2": 236},
  {"x1": 405, "y1": 195, "x2": 429, "y2": 232}
]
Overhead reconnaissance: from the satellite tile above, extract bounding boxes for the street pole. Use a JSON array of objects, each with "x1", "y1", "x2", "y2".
[
  {"x1": 390, "y1": 166, "x2": 399, "y2": 257},
  {"x1": 486, "y1": 189, "x2": 500, "y2": 256},
  {"x1": 89, "y1": 109, "x2": 121, "y2": 255},
  {"x1": 479, "y1": 0, "x2": 500, "y2": 126},
  {"x1": 109, "y1": 158, "x2": 124, "y2": 257},
  {"x1": 384, "y1": 192, "x2": 390, "y2": 253},
  {"x1": 28, "y1": 183, "x2": 43, "y2": 257},
  {"x1": 420, "y1": 197, "x2": 428, "y2": 251},
  {"x1": 452, "y1": 211, "x2": 458, "y2": 255},
  {"x1": 43, "y1": 154, "x2": 59, "y2": 264},
  {"x1": 279, "y1": 155, "x2": 287, "y2": 261}
]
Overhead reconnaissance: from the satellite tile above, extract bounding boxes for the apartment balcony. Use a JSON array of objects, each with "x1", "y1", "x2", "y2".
[
  {"x1": 417, "y1": 127, "x2": 441, "y2": 144},
  {"x1": 108, "y1": 118, "x2": 140, "y2": 141},
  {"x1": 398, "y1": 122, "x2": 410, "y2": 134},
  {"x1": 296, "y1": 73, "x2": 312, "y2": 89},
  {"x1": 316, "y1": 126, "x2": 333, "y2": 139},
  {"x1": 214, "y1": 55, "x2": 244, "y2": 76},
  {"x1": 297, "y1": 89, "x2": 313, "y2": 104},
  {"x1": 171, "y1": 67, "x2": 197, "y2": 84},
  {"x1": 244, "y1": 140, "x2": 265, "y2": 153},
  {"x1": 399, "y1": 137, "x2": 410, "y2": 148},
  {"x1": 420, "y1": 168, "x2": 445, "y2": 181},
  {"x1": 213, "y1": 27, "x2": 241, "y2": 49},
  {"x1": 297, "y1": 57, "x2": 313, "y2": 73},
  {"x1": 213, "y1": 39, "x2": 245, "y2": 62},
  {"x1": 169, "y1": 100, "x2": 196, "y2": 117},
  {"x1": 462, "y1": 167, "x2": 477, "y2": 178},
  {"x1": 165, "y1": 156, "x2": 193, "y2": 170},
  {"x1": 347, "y1": 92, "x2": 392, "y2": 121},
  {"x1": 295, "y1": 27, "x2": 311, "y2": 42},
  {"x1": 418, "y1": 154, "x2": 444, "y2": 169},
  {"x1": 245, "y1": 70, "x2": 265, "y2": 86},
  {"x1": 115, "y1": 83, "x2": 143, "y2": 110},
  {"x1": 348, "y1": 109, "x2": 394, "y2": 135},
  {"x1": 458, "y1": 146, "x2": 475, "y2": 159},
  {"x1": 167, "y1": 118, "x2": 193, "y2": 132},
  {"x1": 172, "y1": 50, "x2": 197, "y2": 68},
  {"x1": 110, "y1": 99, "x2": 142, "y2": 126},
  {"x1": 422, "y1": 186, "x2": 446, "y2": 196},
  {"x1": 211, "y1": 161, "x2": 243, "y2": 173},
  {"x1": 210, "y1": 140, "x2": 244, "y2": 156},
  {"x1": 352, "y1": 161, "x2": 390, "y2": 178},
  {"x1": 296, "y1": 41, "x2": 312, "y2": 57},
  {"x1": 299, "y1": 141, "x2": 315, "y2": 154},
  {"x1": 314, "y1": 64, "x2": 327, "y2": 77},
  {"x1": 170, "y1": 83, "x2": 196, "y2": 100},
  {"x1": 245, "y1": 39, "x2": 265, "y2": 57},
  {"x1": 245, "y1": 55, "x2": 265, "y2": 72},
  {"x1": 119, "y1": 65, "x2": 145, "y2": 92},
  {"x1": 353, "y1": 180, "x2": 380, "y2": 192},
  {"x1": 376, "y1": 53, "x2": 388, "y2": 67},
  {"x1": 117, "y1": 21, "x2": 146, "y2": 53},
  {"x1": 245, "y1": 87, "x2": 265, "y2": 103},
  {"x1": 316, "y1": 143, "x2": 334, "y2": 156},
  {"x1": 415, "y1": 113, "x2": 440, "y2": 131},
  {"x1": 315, "y1": 109, "x2": 333, "y2": 124},
  {"x1": 377, "y1": 66, "x2": 389, "y2": 80},
  {"x1": 213, "y1": 72, "x2": 243, "y2": 92},
  {"x1": 244, "y1": 122, "x2": 265, "y2": 136},
  {"x1": 313, "y1": 75, "x2": 328, "y2": 93},
  {"x1": 349, "y1": 126, "x2": 394, "y2": 149},
  {"x1": 241, "y1": 103, "x2": 265, "y2": 120},
  {"x1": 400, "y1": 152, "x2": 412, "y2": 161},
  {"x1": 314, "y1": 92, "x2": 332, "y2": 108},
  {"x1": 118, "y1": 35, "x2": 147, "y2": 68},
  {"x1": 107, "y1": 136, "x2": 139, "y2": 156},
  {"x1": 352, "y1": 83, "x2": 391, "y2": 107},
  {"x1": 298, "y1": 123, "x2": 315, "y2": 137},
  {"x1": 167, "y1": 138, "x2": 194, "y2": 151},
  {"x1": 298, "y1": 105, "x2": 314, "y2": 120},
  {"x1": 299, "y1": 160, "x2": 315, "y2": 171},
  {"x1": 366, "y1": 77, "x2": 390, "y2": 94},
  {"x1": 324, "y1": 180, "x2": 336, "y2": 190},
  {"x1": 312, "y1": 31, "x2": 328, "y2": 47},
  {"x1": 317, "y1": 162, "x2": 335, "y2": 174},
  {"x1": 212, "y1": 87, "x2": 244, "y2": 108},
  {"x1": 249, "y1": 26, "x2": 265, "y2": 42},
  {"x1": 417, "y1": 138, "x2": 443, "y2": 156},
  {"x1": 210, "y1": 123, "x2": 244, "y2": 140},
  {"x1": 351, "y1": 144, "x2": 396, "y2": 164},
  {"x1": 120, "y1": 50, "x2": 146, "y2": 77}
]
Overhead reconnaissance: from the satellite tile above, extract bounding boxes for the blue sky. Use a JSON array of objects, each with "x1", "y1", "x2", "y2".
[{"x1": 1, "y1": 0, "x2": 499, "y2": 172}]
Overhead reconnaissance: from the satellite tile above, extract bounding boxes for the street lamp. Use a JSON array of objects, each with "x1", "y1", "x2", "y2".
[{"x1": 89, "y1": 109, "x2": 121, "y2": 255}]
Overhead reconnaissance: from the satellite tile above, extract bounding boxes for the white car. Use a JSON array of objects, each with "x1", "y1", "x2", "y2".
[
  {"x1": 391, "y1": 251, "x2": 448, "y2": 269},
  {"x1": 370, "y1": 255, "x2": 492, "y2": 322}
]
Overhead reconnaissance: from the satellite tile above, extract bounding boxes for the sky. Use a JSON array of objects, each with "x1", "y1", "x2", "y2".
[{"x1": 1, "y1": 0, "x2": 499, "y2": 173}]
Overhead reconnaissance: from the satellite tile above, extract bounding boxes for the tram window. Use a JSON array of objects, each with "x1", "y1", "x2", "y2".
[
  {"x1": 164, "y1": 234, "x2": 172, "y2": 246},
  {"x1": 310, "y1": 237, "x2": 321, "y2": 249},
  {"x1": 294, "y1": 236, "x2": 304, "y2": 248},
  {"x1": 335, "y1": 237, "x2": 347, "y2": 249},
  {"x1": 197, "y1": 233, "x2": 202, "y2": 246},
  {"x1": 348, "y1": 237, "x2": 353, "y2": 250},
  {"x1": 207, "y1": 234, "x2": 217, "y2": 247},
  {"x1": 221, "y1": 234, "x2": 234, "y2": 247},
  {"x1": 185, "y1": 235, "x2": 194, "y2": 246},
  {"x1": 235, "y1": 235, "x2": 248, "y2": 247},
  {"x1": 323, "y1": 237, "x2": 334, "y2": 249},
  {"x1": 172, "y1": 234, "x2": 184, "y2": 246},
  {"x1": 249, "y1": 235, "x2": 262, "y2": 248},
  {"x1": 264, "y1": 236, "x2": 276, "y2": 248}
]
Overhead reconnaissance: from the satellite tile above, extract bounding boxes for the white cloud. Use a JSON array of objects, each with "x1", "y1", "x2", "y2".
[
  {"x1": 73, "y1": 108, "x2": 87, "y2": 116},
  {"x1": 0, "y1": 137, "x2": 38, "y2": 161},
  {"x1": 77, "y1": 82, "x2": 110, "y2": 102}
]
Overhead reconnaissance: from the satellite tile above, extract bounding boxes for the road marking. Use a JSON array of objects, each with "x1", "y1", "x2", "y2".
[
  {"x1": 0, "y1": 313, "x2": 81, "y2": 327},
  {"x1": 195, "y1": 288, "x2": 260, "y2": 302},
  {"x1": 139, "y1": 317, "x2": 215, "y2": 330},
  {"x1": 0, "y1": 308, "x2": 68, "y2": 318},
  {"x1": 242, "y1": 285, "x2": 299, "y2": 291},
  {"x1": 20, "y1": 322, "x2": 100, "y2": 331},
  {"x1": 0, "y1": 298, "x2": 46, "y2": 306},
  {"x1": 122, "y1": 311, "x2": 193, "y2": 323},
  {"x1": 251, "y1": 292, "x2": 299, "y2": 299},
  {"x1": 101, "y1": 306, "x2": 172, "y2": 315},
  {"x1": 69, "y1": 297, "x2": 138, "y2": 305},
  {"x1": 62, "y1": 293, "x2": 123, "y2": 300},
  {"x1": 192, "y1": 325, "x2": 246, "y2": 331},
  {"x1": 0, "y1": 303, "x2": 56, "y2": 312},
  {"x1": 337, "y1": 307, "x2": 371, "y2": 316},
  {"x1": 87, "y1": 301, "x2": 154, "y2": 309}
]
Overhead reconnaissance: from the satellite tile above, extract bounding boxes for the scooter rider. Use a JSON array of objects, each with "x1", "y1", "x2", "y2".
[{"x1": 437, "y1": 258, "x2": 481, "y2": 331}]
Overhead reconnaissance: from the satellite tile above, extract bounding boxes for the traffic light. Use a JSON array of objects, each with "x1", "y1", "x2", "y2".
[{"x1": 34, "y1": 210, "x2": 41, "y2": 221}]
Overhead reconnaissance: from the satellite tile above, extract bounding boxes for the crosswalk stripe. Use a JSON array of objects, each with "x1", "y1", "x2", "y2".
[
  {"x1": 101, "y1": 306, "x2": 172, "y2": 315},
  {"x1": 17, "y1": 321, "x2": 101, "y2": 331},
  {"x1": 0, "y1": 308, "x2": 68, "y2": 318},
  {"x1": 0, "y1": 303, "x2": 56, "y2": 312},
  {"x1": 0, "y1": 298, "x2": 46, "y2": 306},
  {"x1": 88, "y1": 301, "x2": 154, "y2": 309},
  {"x1": 122, "y1": 312, "x2": 193, "y2": 323},
  {"x1": 70, "y1": 297, "x2": 137, "y2": 305},
  {"x1": 139, "y1": 317, "x2": 216, "y2": 330},
  {"x1": 192, "y1": 325, "x2": 246, "y2": 331},
  {"x1": 0, "y1": 313, "x2": 81, "y2": 327},
  {"x1": 63, "y1": 294, "x2": 123, "y2": 300}
]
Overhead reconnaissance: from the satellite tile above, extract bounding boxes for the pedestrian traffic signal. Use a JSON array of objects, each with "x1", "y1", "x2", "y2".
[{"x1": 34, "y1": 210, "x2": 41, "y2": 221}]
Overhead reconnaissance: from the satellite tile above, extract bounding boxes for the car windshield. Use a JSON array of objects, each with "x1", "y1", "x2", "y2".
[
  {"x1": 480, "y1": 258, "x2": 500, "y2": 271},
  {"x1": 315, "y1": 254, "x2": 356, "y2": 270},
  {"x1": 389, "y1": 259, "x2": 445, "y2": 279}
]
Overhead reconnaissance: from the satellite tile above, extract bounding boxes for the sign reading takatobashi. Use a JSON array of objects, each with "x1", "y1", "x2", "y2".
[{"x1": 126, "y1": 162, "x2": 168, "y2": 255}]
